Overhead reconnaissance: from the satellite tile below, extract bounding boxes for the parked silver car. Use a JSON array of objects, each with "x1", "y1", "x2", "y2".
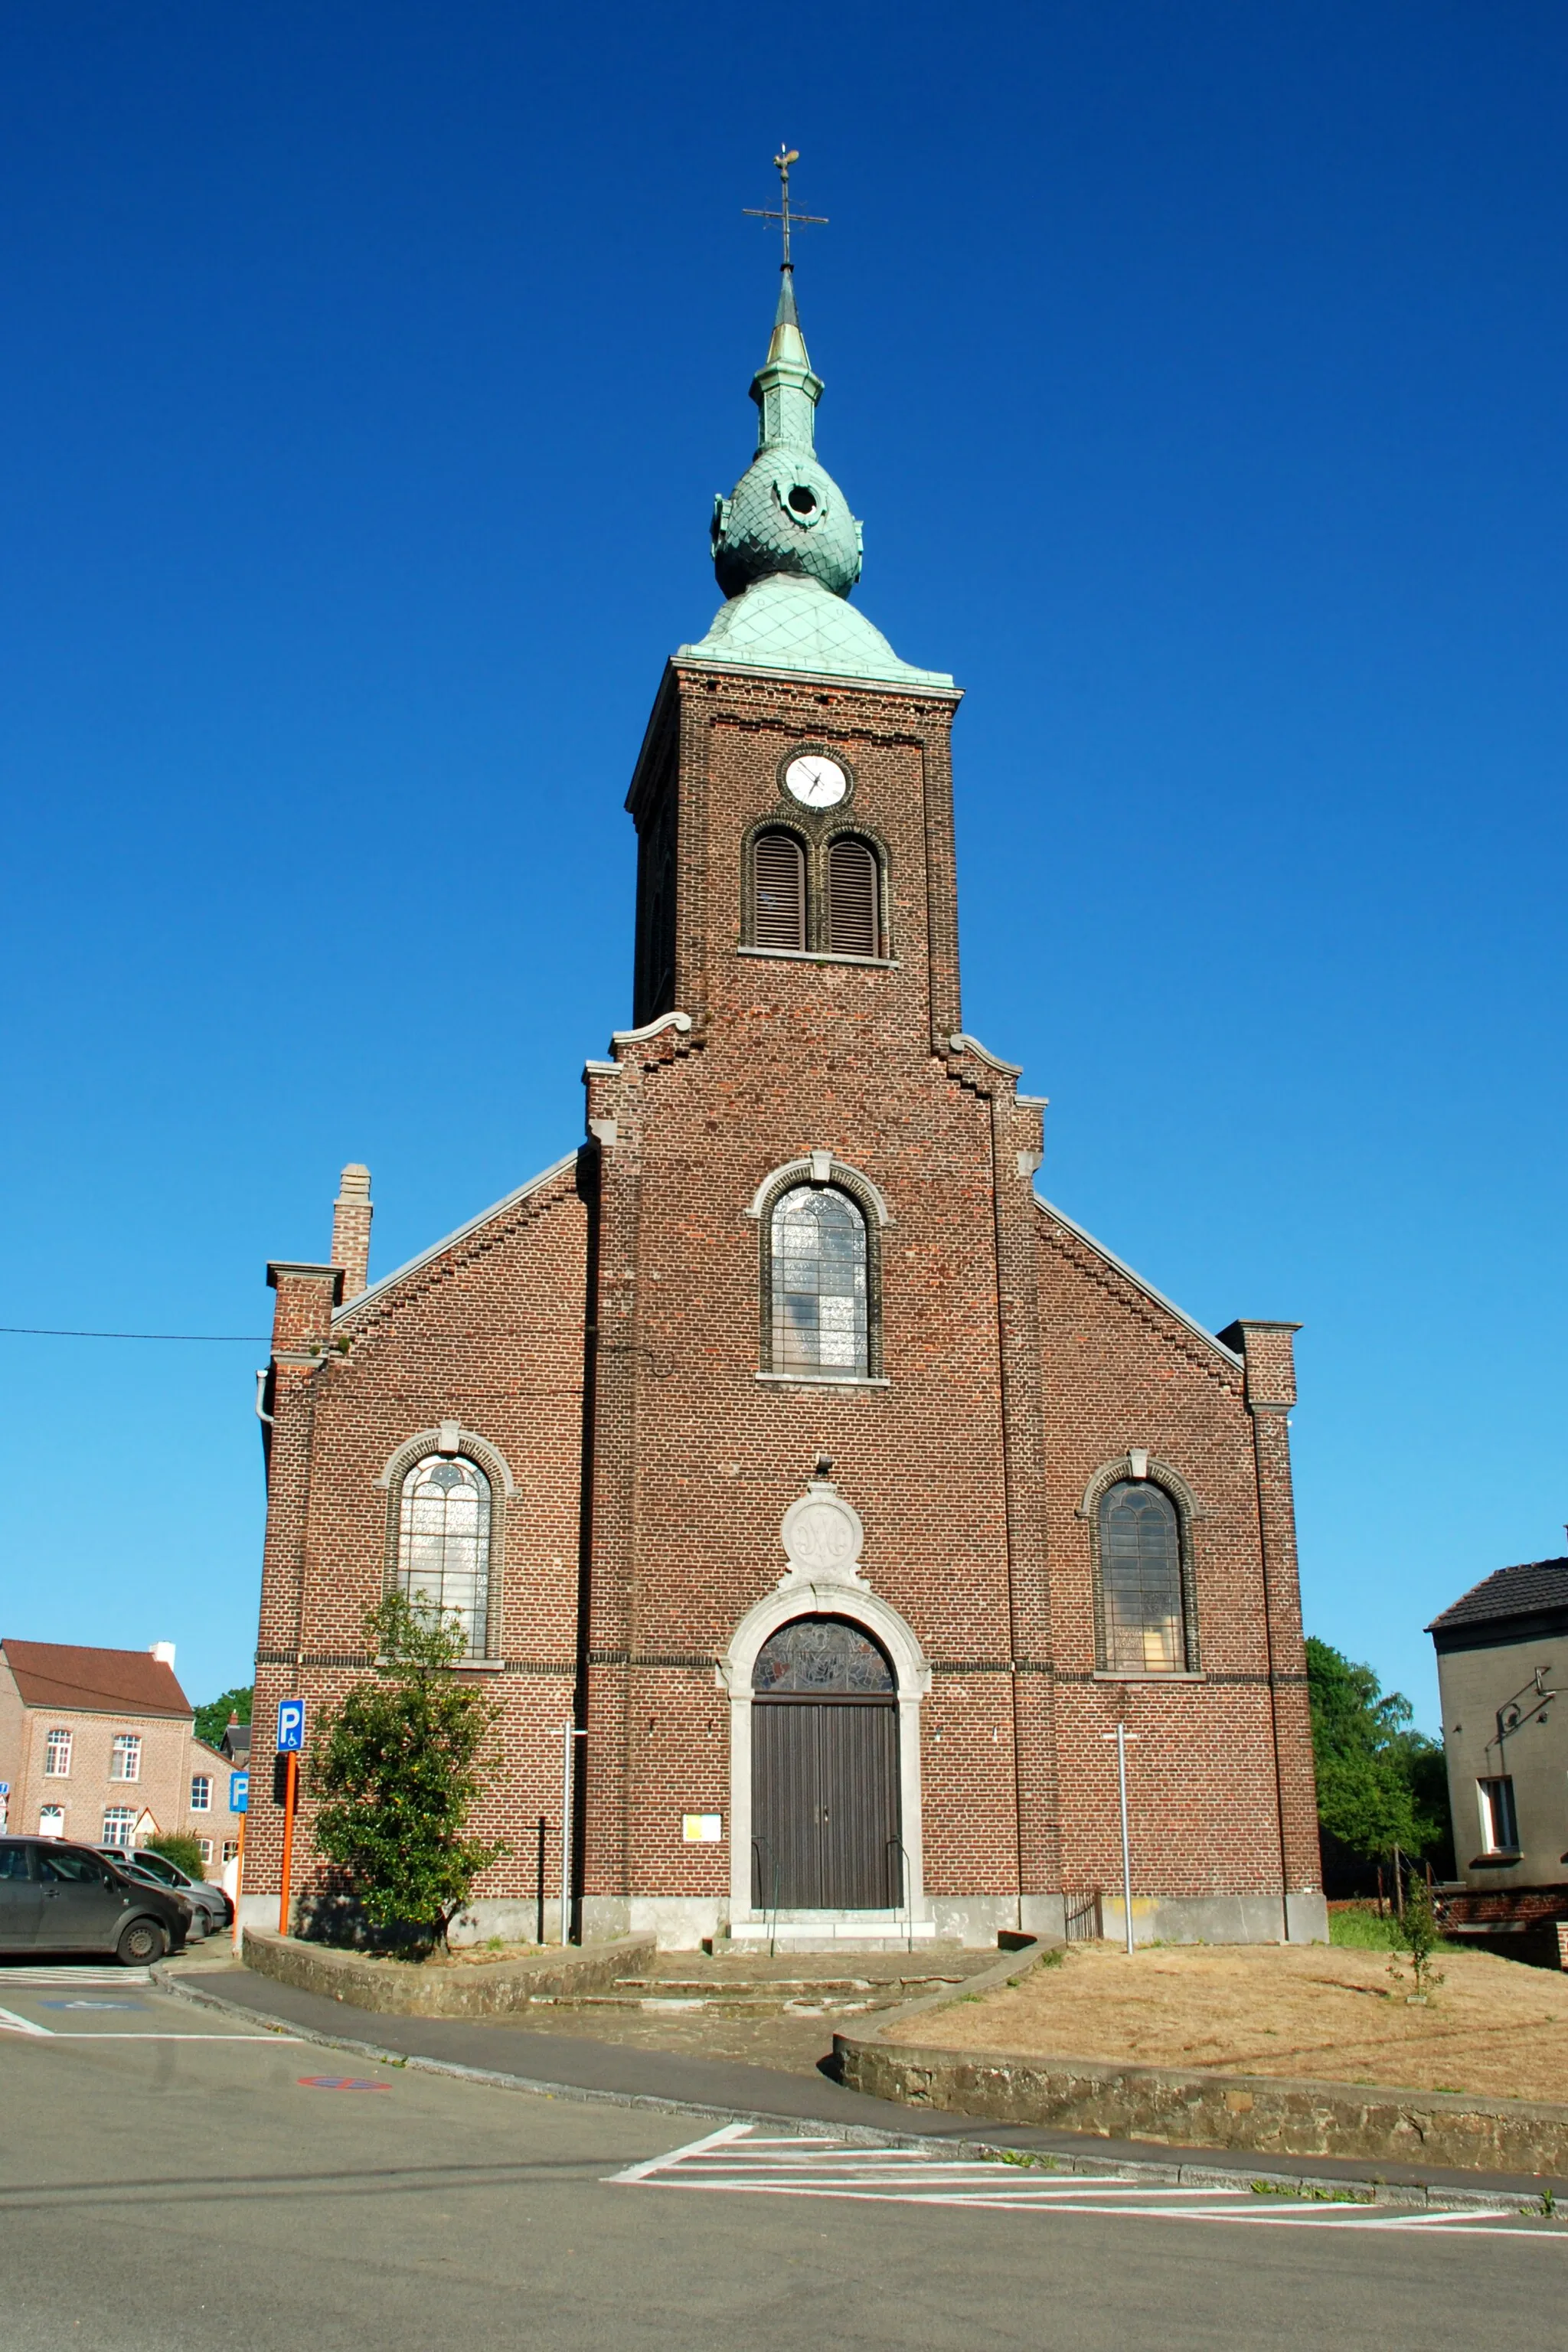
[{"x1": 97, "y1": 1847, "x2": 230, "y2": 1937}]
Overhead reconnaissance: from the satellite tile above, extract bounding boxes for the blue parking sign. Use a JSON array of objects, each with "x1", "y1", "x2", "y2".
[
  {"x1": 276, "y1": 1699, "x2": 306, "y2": 1753},
  {"x1": 230, "y1": 1771, "x2": 249, "y2": 1813}
]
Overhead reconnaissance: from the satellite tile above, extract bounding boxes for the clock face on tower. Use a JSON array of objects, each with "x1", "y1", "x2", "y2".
[{"x1": 782, "y1": 753, "x2": 849, "y2": 808}]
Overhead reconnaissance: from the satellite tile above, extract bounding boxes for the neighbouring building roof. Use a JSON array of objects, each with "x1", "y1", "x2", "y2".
[
  {"x1": 1427, "y1": 1558, "x2": 1568, "y2": 1642},
  {"x1": 0, "y1": 1640, "x2": 193, "y2": 1718}
]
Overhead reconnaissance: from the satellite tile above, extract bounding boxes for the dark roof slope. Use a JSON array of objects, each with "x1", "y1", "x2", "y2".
[
  {"x1": 1427, "y1": 1558, "x2": 1568, "y2": 1635},
  {"x1": 0, "y1": 1640, "x2": 192, "y2": 1717}
]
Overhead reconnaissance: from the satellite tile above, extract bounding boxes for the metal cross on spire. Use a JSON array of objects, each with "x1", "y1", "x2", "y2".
[{"x1": 743, "y1": 145, "x2": 828, "y2": 270}]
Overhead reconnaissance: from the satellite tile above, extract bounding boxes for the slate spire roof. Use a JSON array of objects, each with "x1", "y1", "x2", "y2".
[{"x1": 684, "y1": 262, "x2": 952, "y2": 689}]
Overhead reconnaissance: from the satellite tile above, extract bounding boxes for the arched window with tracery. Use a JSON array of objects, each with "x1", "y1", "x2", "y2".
[
  {"x1": 826, "y1": 837, "x2": 880, "y2": 958},
  {"x1": 1096, "y1": 1479, "x2": 1188, "y2": 1673},
  {"x1": 750, "y1": 829, "x2": 807, "y2": 951},
  {"x1": 769, "y1": 1184, "x2": 869, "y2": 1378},
  {"x1": 397, "y1": 1455, "x2": 493, "y2": 1657}
]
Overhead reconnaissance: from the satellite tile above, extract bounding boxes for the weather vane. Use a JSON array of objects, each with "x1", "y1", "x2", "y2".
[{"x1": 743, "y1": 145, "x2": 827, "y2": 270}]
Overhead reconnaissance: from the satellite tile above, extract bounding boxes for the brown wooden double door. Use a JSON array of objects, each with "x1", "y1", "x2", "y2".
[{"x1": 751, "y1": 1698, "x2": 902, "y2": 1909}]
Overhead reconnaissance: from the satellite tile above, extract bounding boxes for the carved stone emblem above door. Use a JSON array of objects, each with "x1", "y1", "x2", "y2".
[{"x1": 779, "y1": 1481, "x2": 866, "y2": 1588}]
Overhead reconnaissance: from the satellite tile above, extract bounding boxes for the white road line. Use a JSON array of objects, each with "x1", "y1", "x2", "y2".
[
  {"x1": 612, "y1": 2122, "x2": 755, "y2": 2180},
  {"x1": 0, "y1": 1969, "x2": 152, "y2": 1984},
  {"x1": 0, "y1": 2006, "x2": 52, "y2": 2037},
  {"x1": 13, "y1": 2031, "x2": 301, "y2": 2043},
  {"x1": 609, "y1": 2125, "x2": 1568, "y2": 2243}
]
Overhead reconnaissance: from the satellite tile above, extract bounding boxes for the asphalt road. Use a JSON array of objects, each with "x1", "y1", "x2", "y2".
[{"x1": 2, "y1": 1965, "x2": 1564, "y2": 2352}]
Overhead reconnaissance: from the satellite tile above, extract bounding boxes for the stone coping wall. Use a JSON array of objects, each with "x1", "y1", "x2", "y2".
[
  {"x1": 832, "y1": 2033, "x2": 1568, "y2": 2177},
  {"x1": 243, "y1": 1927, "x2": 655, "y2": 2019}
]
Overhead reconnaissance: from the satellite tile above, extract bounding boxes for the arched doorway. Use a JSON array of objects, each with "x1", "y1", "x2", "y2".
[{"x1": 750, "y1": 1616, "x2": 902, "y2": 1910}]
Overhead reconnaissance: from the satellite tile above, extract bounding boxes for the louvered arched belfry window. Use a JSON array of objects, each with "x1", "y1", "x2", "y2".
[
  {"x1": 770, "y1": 1184, "x2": 869, "y2": 1377},
  {"x1": 827, "y1": 837, "x2": 880, "y2": 958},
  {"x1": 397, "y1": 1455, "x2": 493, "y2": 1657},
  {"x1": 1096, "y1": 1480, "x2": 1187, "y2": 1673},
  {"x1": 750, "y1": 829, "x2": 807, "y2": 951}
]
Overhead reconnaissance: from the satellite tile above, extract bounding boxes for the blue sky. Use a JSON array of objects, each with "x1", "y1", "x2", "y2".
[{"x1": 2, "y1": 2, "x2": 1564, "y2": 1726}]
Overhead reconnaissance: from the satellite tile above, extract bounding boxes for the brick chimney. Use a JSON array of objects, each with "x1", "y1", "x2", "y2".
[{"x1": 331, "y1": 1164, "x2": 374, "y2": 1302}]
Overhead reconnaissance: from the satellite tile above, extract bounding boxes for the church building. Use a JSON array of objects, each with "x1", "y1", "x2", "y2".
[{"x1": 247, "y1": 234, "x2": 1325, "y2": 1950}]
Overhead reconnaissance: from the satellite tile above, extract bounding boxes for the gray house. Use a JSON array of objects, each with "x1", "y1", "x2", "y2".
[{"x1": 1428, "y1": 1556, "x2": 1568, "y2": 1962}]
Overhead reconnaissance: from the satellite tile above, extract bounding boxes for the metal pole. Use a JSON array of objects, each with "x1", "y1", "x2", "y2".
[
  {"x1": 277, "y1": 1752, "x2": 298, "y2": 1938},
  {"x1": 535, "y1": 1815, "x2": 546, "y2": 1948},
  {"x1": 231, "y1": 1813, "x2": 246, "y2": 1954},
  {"x1": 1116, "y1": 1723, "x2": 1134, "y2": 1955},
  {"x1": 560, "y1": 1720, "x2": 573, "y2": 1946}
]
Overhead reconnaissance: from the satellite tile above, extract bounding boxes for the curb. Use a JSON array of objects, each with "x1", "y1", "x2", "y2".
[{"x1": 150, "y1": 1962, "x2": 1557, "y2": 2216}]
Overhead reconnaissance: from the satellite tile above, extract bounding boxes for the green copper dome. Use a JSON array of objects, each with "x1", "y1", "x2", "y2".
[
  {"x1": 710, "y1": 270, "x2": 861, "y2": 601},
  {"x1": 687, "y1": 268, "x2": 953, "y2": 691}
]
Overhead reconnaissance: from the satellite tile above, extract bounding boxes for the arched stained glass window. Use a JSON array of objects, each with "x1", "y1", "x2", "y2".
[
  {"x1": 770, "y1": 1185, "x2": 867, "y2": 1377},
  {"x1": 1097, "y1": 1480, "x2": 1187, "y2": 1673},
  {"x1": 753, "y1": 1616, "x2": 895, "y2": 1695},
  {"x1": 397, "y1": 1455, "x2": 492, "y2": 1656}
]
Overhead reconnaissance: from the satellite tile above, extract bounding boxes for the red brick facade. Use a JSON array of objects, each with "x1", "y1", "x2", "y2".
[{"x1": 246, "y1": 652, "x2": 1323, "y2": 1950}]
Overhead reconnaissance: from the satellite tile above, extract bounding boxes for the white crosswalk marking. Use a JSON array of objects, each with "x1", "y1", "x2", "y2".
[
  {"x1": 0, "y1": 1968, "x2": 152, "y2": 1985},
  {"x1": 608, "y1": 2124, "x2": 1567, "y2": 2241}
]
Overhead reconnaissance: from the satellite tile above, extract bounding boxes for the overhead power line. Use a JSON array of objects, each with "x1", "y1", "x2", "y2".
[{"x1": 0, "y1": 1326, "x2": 269, "y2": 1343}]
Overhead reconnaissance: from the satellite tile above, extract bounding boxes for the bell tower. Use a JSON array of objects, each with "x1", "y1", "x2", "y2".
[
  {"x1": 581, "y1": 188, "x2": 1057, "y2": 1943},
  {"x1": 627, "y1": 234, "x2": 964, "y2": 1052}
]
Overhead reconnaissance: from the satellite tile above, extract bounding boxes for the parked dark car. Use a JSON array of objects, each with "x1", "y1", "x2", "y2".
[
  {"x1": 0, "y1": 1838, "x2": 191, "y2": 1964},
  {"x1": 97, "y1": 1847, "x2": 231, "y2": 1936}
]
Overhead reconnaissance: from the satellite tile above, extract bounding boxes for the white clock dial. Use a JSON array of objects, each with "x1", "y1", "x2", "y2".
[{"x1": 783, "y1": 754, "x2": 849, "y2": 809}]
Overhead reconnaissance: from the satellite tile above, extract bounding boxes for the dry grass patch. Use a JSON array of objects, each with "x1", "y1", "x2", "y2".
[{"x1": 892, "y1": 1941, "x2": 1568, "y2": 2104}]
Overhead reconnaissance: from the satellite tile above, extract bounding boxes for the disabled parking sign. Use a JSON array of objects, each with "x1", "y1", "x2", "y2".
[
  {"x1": 276, "y1": 1699, "x2": 305, "y2": 1752},
  {"x1": 230, "y1": 1771, "x2": 249, "y2": 1812}
]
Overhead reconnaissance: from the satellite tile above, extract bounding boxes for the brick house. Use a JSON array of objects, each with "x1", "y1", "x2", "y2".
[
  {"x1": 0, "y1": 1640, "x2": 240, "y2": 1873},
  {"x1": 1429, "y1": 1557, "x2": 1568, "y2": 1962},
  {"x1": 245, "y1": 256, "x2": 1325, "y2": 1952}
]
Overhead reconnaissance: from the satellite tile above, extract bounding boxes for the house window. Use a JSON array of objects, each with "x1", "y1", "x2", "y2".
[
  {"x1": 826, "y1": 837, "x2": 880, "y2": 957},
  {"x1": 44, "y1": 1729, "x2": 72, "y2": 1778},
  {"x1": 750, "y1": 829, "x2": 807, "y2": 951},
  {"x1": 1097, "y1": 1481, "x2": 1188, "y2": 1673},
  {"x1": 190, "y1": 1775, "x2": 212, "y2": 1812},
  {"x1": 102, "y1": 1806, "x2": 136, "y2": 1846},
  {"x1": 222, "y1": 1840, "x2": 241, "y2": 1865},
  {"x1": 1478, "y1": 1775, "x2": 1519, "y2": 1854},
  {"x1": 397, "y1": 1455, "x2": 493, "y2": 1656},
  {"x1": 769, "y1": 1184, "x2": 869, "y2": 1378},
  {"x1": 197, "y1": 1839, "x2": 214, "y2": 1867},
  {"x1": 38, "y1": 1805, "x2": 64, "y2": 1838},
  {"x1": 109, "y1": 1733, "x2": 142, "y2": 1782}
]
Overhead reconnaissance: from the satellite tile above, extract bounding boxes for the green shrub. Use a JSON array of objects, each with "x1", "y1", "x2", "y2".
[
  {"x1": 144, "y1": 1832, "x2": 207, "y2": 1881},
  {"x1": 308, "y1": 1594, "x2": 506, "y2": 1953}
]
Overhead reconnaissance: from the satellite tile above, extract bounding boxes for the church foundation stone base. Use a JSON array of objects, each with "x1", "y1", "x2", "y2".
[
  {"x1": 1097, "y1": 1892, "x2": 1330, "y2": 1948},
  {"x1": 575, "y1": 1891, "x2": 1325, "y2": 1952}
]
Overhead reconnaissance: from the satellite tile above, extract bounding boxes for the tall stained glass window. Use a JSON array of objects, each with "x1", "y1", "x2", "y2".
[
  {"x1": 770, "y1": 1185, "x2": 868, "y2": 1377},
  {"x1": 397, "y1": 1455, "x2": 493, "y2": 1656},
  {"x1": 1097, "y1": 1481, "x2": 1187, "y2": 1674}
]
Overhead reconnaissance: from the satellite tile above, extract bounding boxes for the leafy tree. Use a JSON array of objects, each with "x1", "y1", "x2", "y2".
[
  {"x1": 307, "y1": 1595, "x2": 506, "y2": 1952},
  {"x1": 1387, "y1": 1875, "x2": 1446, "y2": 2000},
  {"x1": 194, "y1": 1686, "x2": 252, "y2": 1749},
  {"x1": 145, "y1": 1831, "x2": 208, "y2": 1880},
  {"x1": 1307, "y1": 1636, "x2": 1452, "y2": 1872}
]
